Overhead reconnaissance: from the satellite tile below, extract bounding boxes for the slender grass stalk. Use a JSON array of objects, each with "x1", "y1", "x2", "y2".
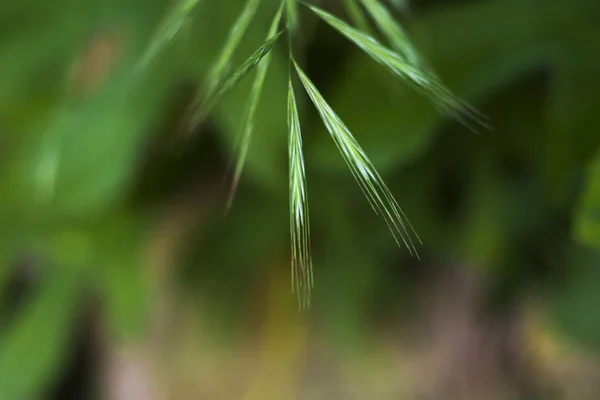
[
  {"x1": 304, "y1": 3, "x2": 487, "y2": 129},
  {"x1": 188, "y1": 30, "x2": 285, "y2": 130},
  {"x1": 138, "y1": 0, "x2": 205, "y2": 69},
  {"x1": 343, "y1": 0, "x2": 375, "y2": 36},
  {"x1": 293, "y1": 59, "x2": 421, "y2": 257},
  {"x1": 204, "y1": 0, "x2": 262, "y2": 98},
  {"x1": 358, "y1": 0, "x2": 420, "y2": 65},
  {"x1": 286, "y1": 0, "x2": 298, "y2": 32},
  {"x1": 287, "y1": 76, "x2": 312, "y2": 309},
  {"x1": 226, "y1": 2, "x2": 285, "y2": 210}
]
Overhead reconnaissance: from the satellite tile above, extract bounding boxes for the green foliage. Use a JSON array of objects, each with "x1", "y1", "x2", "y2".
[
  {"x1": 2, "y1": 0, "x2": 600, "y2": 396},
  {"x1": 0, "y1": 269, "x2": 83, "y2": 400}
]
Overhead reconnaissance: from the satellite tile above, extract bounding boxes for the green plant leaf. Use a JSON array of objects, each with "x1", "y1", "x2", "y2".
[
  {"x1": 294, "y1": 60, "x2": 420, "y2": 256},
  {"x1": 189, "y1": 29, "x2": 284, "y2": 129},
  {"x1": 6, "y1": 68, "x2": 177, "y2": 218},
  {"x1": 0, "y1": 269, "x2": 83, "y2": 400},
  {"x1": 287, "y1": 77, "x2": 312, "y2": 309},
  {"x1": 227, "y1": 1, "x2": 284, "y2": 209},
  {"x1": 0, "y1": 10, "x2": 185, "y2": 219}
]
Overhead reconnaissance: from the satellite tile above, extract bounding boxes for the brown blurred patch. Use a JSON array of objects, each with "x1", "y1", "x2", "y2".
[
  {"x1": 70, "y1": 31, "x2": 124, "y2": 97},
  {"x1": 516, "y1": 300, "x2": 600, "y2": 399}
]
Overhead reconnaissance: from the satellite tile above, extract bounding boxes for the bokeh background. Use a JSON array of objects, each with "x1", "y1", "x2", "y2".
[{"x1": 1, "y1": 0, "x2": 600, "y2": 399}]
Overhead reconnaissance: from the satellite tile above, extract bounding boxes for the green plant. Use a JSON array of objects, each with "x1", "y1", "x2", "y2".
[
  {"x1": 1, "y1": 0, "x2": 600, "y2": 398},
  {"x1": 138, "y1": 0, "x2": 484, "y2": 306}
]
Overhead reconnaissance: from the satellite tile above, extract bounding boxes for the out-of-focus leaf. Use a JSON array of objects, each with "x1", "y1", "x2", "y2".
[
  {"x1": 0, "y1": 5, "x2": 89, "y2": 146},
  {"x1": 415, "y1": 0, "x2": 553, "y2": 99},
  {"x1": 2, "y1": 59, "x2": 180, "y2": 218},
  {"x1": 94, "y1": 216, "x2": 151, "y2": 341},
  {"x1": 0, "y1": 7, "x2": 184, "y2": 219},
  {"x1": 452, "y1": 79, "x2": 549, "y2": 269},
  {"x1": 574, "y1": 150, "x2": 600, "y2": 250},
  {"x1": 358, "y1": 0, "x2": 421, "y2": 65},
  {"x1": 0, "y1": 268, "x2": 83, "y2": 400},
  {"x1": 547, "y1": 247, "x2": 600, "y2": 352},
  {"x1": 544, "y1": 25, "x2": 600, "y2": 204}
]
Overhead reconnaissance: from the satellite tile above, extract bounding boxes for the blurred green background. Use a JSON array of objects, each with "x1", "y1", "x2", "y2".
[{"x1": 1, "y1": 0, "x2": 600, "y2": 399}]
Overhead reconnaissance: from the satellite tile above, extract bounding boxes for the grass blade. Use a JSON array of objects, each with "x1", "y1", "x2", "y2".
[
  {"x1": 286, "y1": 0, "x2": 298, "y2": 31},
  {"x1": 226, "y1": 2, "x2": 285, "y2": 209},
  {"x1": 305, "y1": 3, "x2": 487, "y2": 128},
  {"x1": 293, "y1": 59, "x2": 421, "y2": 257},
  {"x1": 138, "y1": 0, "x2": 205, "y2": 69},
  {"x1": 343, "y1": 0, "x2": 375, "y2": 36},
  {"x1": 358, "y1": 0, "x2": 420, "y2": 65},
  {"x1": 205, "y1": 0, "x2": 262, "y2": 98},
  {"x1": 188, "y1": 30, "x2": 285, "y2": 130},
  {"x1": 287, "y1": 76, "x2": 313, "y2": 308}
]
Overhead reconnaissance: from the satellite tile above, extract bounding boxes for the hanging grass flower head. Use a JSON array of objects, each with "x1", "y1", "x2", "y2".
[{"x1": 138, "y1": 0, "x2": 486, "y2": 307}]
